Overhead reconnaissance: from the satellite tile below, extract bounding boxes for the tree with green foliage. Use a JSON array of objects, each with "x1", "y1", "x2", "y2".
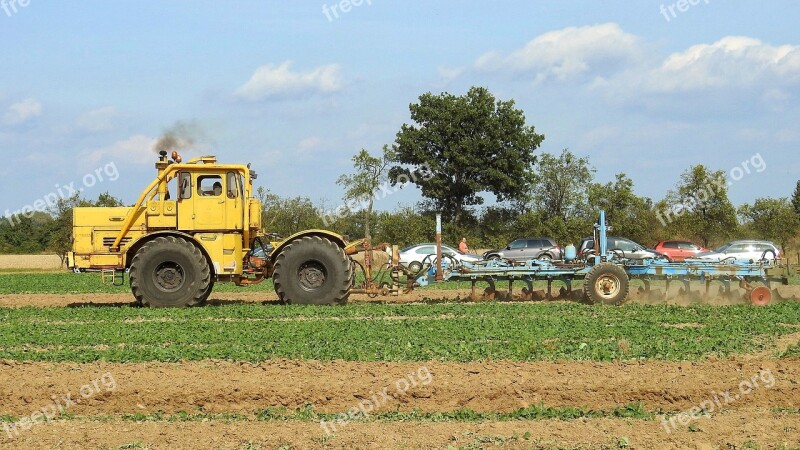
[
  {"x1": 792, "y1": 180, "x2": 800, "y2": 217},
  {"x1": 0, "y1": 192, "x2": 125, "y2": 260},
  {"x1": 739, "y1": 197, "x2": 800, "y2": 253},
  {"x1": 588, "y1": 173, "x2": 659, "y2": 245},
  {"x1": 0, "y1": 211, "x2": 52, "y2": 254},
  {"x1": 389, "y1": 86, "x2": 544, "y2": 223},
  {"x1": 531, "y1": 149, "x2": 594, "y2": 223},
  {"x1": 663, "y1": 165, "x2": 737, "y2": 248},
  {"x1": 336, "y1": 147, "x2": 390, "y2": 240},
  {"x1": 372, "y1": 207, "x2": 436, "y2": 249},
  {"x1": 256, "y1": 187, "x2": 324, "y2": 237}
]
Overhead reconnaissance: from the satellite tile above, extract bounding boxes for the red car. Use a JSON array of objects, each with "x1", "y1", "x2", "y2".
[{"x1": 653, "y1": 240, "x2": 711, "y2": 262}]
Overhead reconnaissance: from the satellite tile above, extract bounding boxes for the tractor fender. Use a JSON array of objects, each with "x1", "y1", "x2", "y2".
[
  {"x1": 269, "y1": 230, "x2": 348, "y2": 261},
  {"x1": 124, "y1": 231, "x2": 215, "y2": 274}
]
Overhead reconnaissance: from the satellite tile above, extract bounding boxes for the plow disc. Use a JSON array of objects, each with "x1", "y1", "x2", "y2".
[
  {"x1": 631, "y1": 279, "x2": 800, "y2": 306},
  {"x1": 462, "y1": 276, "x2": 800, "y2": 306},
  {"x1": 749, "y1": 286, "x2": 772, "y2": 306}
]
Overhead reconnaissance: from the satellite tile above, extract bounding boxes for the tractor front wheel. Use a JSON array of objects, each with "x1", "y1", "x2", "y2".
[
  {"x1": 129, "y1": 236, "x2": 212, "y2": 308},
  {"x1": 273, "y1": 236, "x2": 352, "y2": 305}
]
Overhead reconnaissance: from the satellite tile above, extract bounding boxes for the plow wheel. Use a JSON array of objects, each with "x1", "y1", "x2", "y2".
[
  {"x1": 749, "y1": 286, "x2": 772, "y2": 306},
  {"x1": 584, "y1": 263, "x2": 630, "y2": 306}
]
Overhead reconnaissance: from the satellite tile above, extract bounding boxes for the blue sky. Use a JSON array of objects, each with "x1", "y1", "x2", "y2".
[{"x1": 1, "y1": 0, "x2": 799, "y2": 218}]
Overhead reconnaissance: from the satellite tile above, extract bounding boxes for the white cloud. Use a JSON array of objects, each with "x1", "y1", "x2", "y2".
[
  {"x1": 235, "y1": 61, "x2": 343, "y2": 101},
  {"x1": 3, "y1": 98, "x2": 43, "y2": 125},
  {"x1": 474, "y1": 23, "x2": 643, "y2": 83},
  {"x1": 77, "y1": 106, "x2": 118, "y2": 132},
  {"x1": 298, "y1": 136, "x2": 323, "y2": 152},
  {"x1": 462, "y1": 25, "x2": 800, "y2": 112},
  {"x1": 83, "y1": 135, "x2": 157, "y2": 166},
  {"x1": 437, "y1": 65, "x2": 464, "y2": 81},
  {"x1": 641, "y1": 36, "x2": 800, "y2": 93}
]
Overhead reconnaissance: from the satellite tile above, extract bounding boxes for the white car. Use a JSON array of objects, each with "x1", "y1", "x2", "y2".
[
  {"x1": 398, "y1": 243, "x2": 481, "y2": 272},
  {"x1": 692, "y1": 240, "x2": 781, "y2": 262}
]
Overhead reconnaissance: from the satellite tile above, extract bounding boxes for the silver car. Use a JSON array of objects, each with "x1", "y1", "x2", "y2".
[
  {"x1": 693, "y1": 240, "x2": 781, "y2": 262},
  {"x1": 483, "y1": 237, "x2": 563, "y2": 261},
  {"x1": 578, "y1": 236, "x2": 663, "y2": 261},
  {"x1": 398, "y1": 243, "x2": 481, "y2": 272}
]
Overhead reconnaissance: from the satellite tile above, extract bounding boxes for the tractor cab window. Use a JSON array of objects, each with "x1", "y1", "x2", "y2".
[
  {"x1": 226, "y1": 172, "x2": 240, "y2": 199},
  {"x1": 178, "y1": 172, "x2": 192, "y2": 199},
  {"x1": 198, "y1": 175, "x2": 224, "y2": 197}
]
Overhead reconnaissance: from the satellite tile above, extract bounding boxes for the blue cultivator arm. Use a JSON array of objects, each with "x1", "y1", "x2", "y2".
[{"x1": 415, "y1": 210, "x2": 799, "y2": 306}]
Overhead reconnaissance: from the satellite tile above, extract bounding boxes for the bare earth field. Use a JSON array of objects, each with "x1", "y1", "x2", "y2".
[
  {"x1": 5, "y1": 412, "x2": 799, "y2": 450},
  {"x1": 0, "y1": 359, "x2": 799, "y2": 449},
  {"x1": 2, "y1": 289, "x2": 800, "y2": 448},
  {"x1": 0, "y1": 254, "x2": 62, "y2": 271}
]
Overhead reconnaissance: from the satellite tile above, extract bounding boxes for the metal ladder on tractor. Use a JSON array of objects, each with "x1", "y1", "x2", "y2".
[{"x1": 100, "y1": 268, "x2": 126, "y2": 287}]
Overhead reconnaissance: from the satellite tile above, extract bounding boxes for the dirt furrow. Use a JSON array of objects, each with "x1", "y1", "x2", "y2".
[
  {"x1": 0, "y1": 359, "x2": 797, "y2": 417},
  {"x1": 2, "y1": 410, "x2": 798, "y2": 450}
]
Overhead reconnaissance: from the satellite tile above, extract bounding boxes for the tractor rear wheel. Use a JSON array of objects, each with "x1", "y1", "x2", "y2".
[
  {"x1": 583, "y1": 262, "x2": 629, "y2": 305},
  {"x1": 130, "y1": 236, "x2": 212, "y2": 308},
  {"x1": 273, "y1": 236, "x2": 352, "y2": 305}
]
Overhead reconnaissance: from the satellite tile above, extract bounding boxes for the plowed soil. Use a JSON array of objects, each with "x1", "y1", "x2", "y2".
[
  {"x1": 6, "y1": 413, "x2": 799, "y2": 450},
  {"x1": 2, "y1": 284, "x2": 800, "y2": 308},
  {"x1": 1, "y1": 359, "x2": 799, "y2": 449},
  {"x1": 3, "y1": 288, "x2": 800, "y2": 448}
]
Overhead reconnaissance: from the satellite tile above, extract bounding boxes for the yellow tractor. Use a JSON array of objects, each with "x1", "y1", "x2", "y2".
[{"x1": 67, "y1": 151, "x2": 355, "y2": 307}]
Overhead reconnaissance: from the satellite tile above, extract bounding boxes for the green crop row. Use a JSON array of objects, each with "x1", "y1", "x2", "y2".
[
  {"x1": 0, "y1": 302, "x2": 798, "y2": 363},
  {"x1": 0, "y1": 403, "x2": 653, "y2": 425}
]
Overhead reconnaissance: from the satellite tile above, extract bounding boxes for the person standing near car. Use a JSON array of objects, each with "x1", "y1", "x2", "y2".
[{"x1": 459, "y1": 237, "x2": 469, "y2": 253}]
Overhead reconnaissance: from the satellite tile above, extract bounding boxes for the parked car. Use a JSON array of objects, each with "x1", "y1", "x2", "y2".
[
  {"x1": 398, "y1": 243, "x2": 481, "y2": 272},
  {"x1": 653, "y1": 240, "x2": 711, "y2": 262},
  {"x1": 482, "y1": 237, "x2": 563, "y2": 262},
  {"x1": 693, "y1": 240, "x2": 781, "y2": 262},
  {"x1": 578, "y1": 236, "x2": 663, "y2": 260}
]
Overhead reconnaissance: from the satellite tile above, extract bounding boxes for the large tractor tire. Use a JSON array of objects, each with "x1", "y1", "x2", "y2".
[
  {"x1": 583, "y1": 262, "x2": 630, "y2": 305},
  {"x1": 199, "y1": 281, "x2": 215, "y2": 305},
  {"x1": 129, "y1": 236, "x2": 212, "y2": 308},
  {"x1": 273, "y1": 236, "x2": 352, "y2": 305}
]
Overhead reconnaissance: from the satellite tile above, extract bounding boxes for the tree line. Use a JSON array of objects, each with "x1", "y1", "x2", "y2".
[{"x1": 2, "y1": 87, "x2": 799, "y2": 258}]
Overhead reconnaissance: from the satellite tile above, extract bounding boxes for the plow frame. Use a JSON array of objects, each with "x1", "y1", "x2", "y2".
[{"x1": 402, "y1": 210, "x2": 799, "y2": 305}]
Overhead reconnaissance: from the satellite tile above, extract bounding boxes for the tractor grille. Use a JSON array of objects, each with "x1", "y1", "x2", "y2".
[{"x1": 102, "y1": 237, "x2": 132, "y2": 248}]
